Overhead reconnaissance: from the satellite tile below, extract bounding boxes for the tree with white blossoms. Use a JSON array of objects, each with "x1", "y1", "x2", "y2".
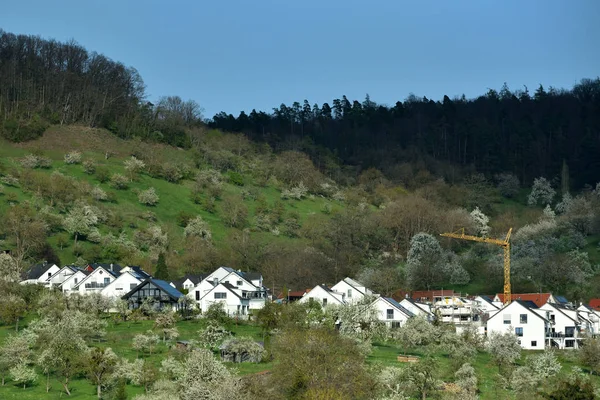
[
  {"x1": 133, "y1": 331, "x2": 160, "y2": 357},
  {"x1": 0, "y1": 293, "x2": 27, "y2": 331},
  {"x1": 9, "y1": 362, "x2": 37, "y2": 389},
  {"x1": 198, "y1": 321, "x2": 231, "y2": 350},
  {"x1": 454, "y1": 363, "x2": 478, "y2": 400},
  {"x1": 393, "y1": 315, "x2": 438, "y2": 355},
  {"x1": 154, "y1": 312, "x2": 177, "y2": 342},
  {"x1": 220, "y1": 337, "x2": 265, "y2": 363},
  {"x1": 63, "y1": 201, "x2": 99, "y2": 247},
  {"x1": 527, "y1": 177, "x2": 556, "y2": 206},
  {"x1": 332, "y1": 297, "x2": 387, "y2": 344},
  {"x1": 124, "y1": 156, "x2": 146, "y2": 179},
  {"x1": 486, "y1": 331, "x2": 521, "y2": 375},
  {"x1": 91, "y1": 185, "x2": 107, "y2": 201},
  {"x1": 555, "y1": 192, "x2": 573, "y2": 214},
  {"x1": 178, "y1": 349, "x2": 243, "y2": 400},
  {"x1": 85, "y1": 347, "x2": 119, "y2": 399},
  {"x1": 405, "y1": 233, "x2": 445, "y2": 290},
  {"x1": 159, "y1": 357, "x2": 185, "y2": 381},
  {"x1": 183, "y1": 216, "x2": 212, "y2": 240},
  {"x1": 139, "y1": 187, "x2": 159, "y2": 206},
  {"x1": 64, "y1": 150, "x2": 82, "y2": 164},
  {"x1": 470, "y1": 206, "x2": 490, "y2": 237},
  {"x1": 0, "y1": 253, "x2": 20, "y2": 283},
  {"x1": 0, "y1": 332, "x2": 35, "y2": 386}
]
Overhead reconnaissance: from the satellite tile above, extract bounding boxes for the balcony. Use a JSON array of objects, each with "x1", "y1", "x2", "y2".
[{"x1": 84, "y1": 282, "x2": 107, "y2": 289}]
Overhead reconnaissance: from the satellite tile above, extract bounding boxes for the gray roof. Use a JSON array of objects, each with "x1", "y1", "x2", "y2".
[
  {"x1": 384, "y1": 297, "x2": 415, "y2": 317},
  {"x1": 23, "y1": 262, "x2": 54, "y2": 280},
  {"x1": 88, "y1": 263, "x2": 123, "y2": 277},
  {"x1": 172, "y1": 274, "x2": 208, "y2": 289},
  {"x1": 123, "y1": 278, "x2": 183, "y2": 301}
]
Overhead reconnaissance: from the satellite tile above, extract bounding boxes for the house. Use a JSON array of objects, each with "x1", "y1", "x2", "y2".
[
  {"x1": 539, "y1": 302, "x2": 580, "y2": 349},
  {"x1": 196, "y1": 282, "x2": 250, "y2": 316},
  {"x1": 101, "y1": 271, "x2": 145, "y2": 298},
  {"x1": 396, "y1": 289, "x2": 457, "y2": 304},
  {"x1": 72, "y1": 265, "x2": 121, "y2": 295},
  {"x1": 120, "y1": 265, "x2": 151, "y2": 279},
  {"x1": 432, "y1": 296, "x2": 479, "y2": 326},
  {"x1": 487, "y1": 300, "x2": 551, "y2": 350},
  {"x1": 331, "y1": 277, "x2": 376, "y2": 304},
  {"x1": 122, "y1": 278, "x2": 184, "y2": 312},
  {"x1": 578, "y1": 303, "x2": 600, "y2": 337},
  {"x1": 299, "y1": 285, "x2": 345, "y2": 307},
  {"x1": 170, "y1": 274, "x2": 207, "y2": 292},
  {"x1": 190, "y1": 268, "x2": 268, "y2": 311},
  {"x1": 59, "y1": 269, "x2": 90, "y2": 294},
  {"x1": 399, "y1": 298, "x2": 434, "y2": 320},
  {"x1": 46, "y1": 265, "x2": 82, "y2": 288},
  {"x1": 278, "y1": 289, "x2": 311, "y2": 303},
  {"x1": 371, "y1": 297, "x2": 414, "y2": 328},
  {"x1": 20, "y1": 262, "x2": 60, "y2": 285},
  {"x1": 493, "y1": 293, "x2": 557, "y2": 308}
]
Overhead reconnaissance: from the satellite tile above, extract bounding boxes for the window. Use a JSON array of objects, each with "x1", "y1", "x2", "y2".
[
  {"x1": 74, "y1": 278, "x2": 78, "y2": 284},
  {"x1": 47, "y1": 272, "x2": 52, "y2": 278},
  {"x1": 565, "y1": 327, "x2": 575, "y2": 338},
  {"x1": 214, "y1": 292, "x2": 227, "y2": 299},
  {"x1": 566, "y1": 340, "x2": 575, "y2": 348},
  {"x1": 348, "y1": 289, "x2": 352, "y2": 298},
  {"x1": 195, "y1": 291, "x2": 200, "y2": 301},
  {"x1": 531, "y1": 341, "x2": 537, "y2": 347},
  {"x1": 515, "y1": 327, "x2": 523, "y2": 337},
  {"x1": 213, "y1": 278, "x2": 218, "y2": 286},
  {"x1": 391, "y1": 321, "x2": 401, "y2": 329},
  {"x1": 237, "y1": 280, "x2": 243, "y2": 286},
  {"x1": 322, "y1": 298, "x2": 327, "y2": 306},
  {"x1": 387, "y1": 309, "x2": 394, "y2": 319},
  {"x1": 104, "y1": 277, "x2": 110, "y2": 285},
  {"x1": 130, "y1": 283, "x2": 137, "y2": 290},
  {"x1": 520, "y1": 314, "x2": 528, "y2": 324},
  {"x1": 503, "y1": 314, "x2": 511, "y2": 324}
]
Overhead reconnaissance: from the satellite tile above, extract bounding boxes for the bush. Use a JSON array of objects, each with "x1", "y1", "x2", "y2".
[
  {"x1": 64, "y1": 151, "x2": 82, "y2": 164},
  {"x1": 162, "y1": 163, "x2": 183, "y2": 183},
  {"x1": 184, "y1": 216, "x2": 212, "y2": 240},
  {"x1": 176, "y1": 211, "x2": 194, "y2": 227},
  {"x1": 83, "y1": 160, "x2": 96, "y2": 175},
  {"x1": 20, "y1": 154, "x2": 52, "y2": 169},
  {"x1": 95, "y1": 166, "x2": 110, "y2": 183},
  {"x1": 495, "y1": 173, "x2": 520, "y2": 198},
  {"x1": 0, "y1": 174, "x2": 19, "y2": 187},
  {"x1": 110, "y1": 173, "x2": 129, "y2": 190},
  {"x1": 91, "y1": 185, "x2": 108, "y2": 201},
  {"x1": 124, "y1": 156, "x2": 146, "y2": 176},
  {"x1": 281, "y1": 182, "x2": 308, "y2": 200},
  {"x1": 138, "y1": 187, "x2": 159, "y2": 206},
  {"x1": 227, "y1": 170, "x2": 244, "y2": 186}
]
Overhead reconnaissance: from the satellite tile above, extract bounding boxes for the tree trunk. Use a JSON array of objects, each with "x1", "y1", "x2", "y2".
[
  {"x1": 97, "y1": 383, "x2": 101, "y2": 398},
  {"x1": 46, "y1": 372, "x2": 50, "y2": 392},
  {"x1": 63, "y1": 379, "x2": 71, "y2": 396},
  {"x1": 15, "y1": 317, "x2": 19, "y2": 332},
  {"x1": 422, "y1": 390, "x2": 427, "y2": 400}
]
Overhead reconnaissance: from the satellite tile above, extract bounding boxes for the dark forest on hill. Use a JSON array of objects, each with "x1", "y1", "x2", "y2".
[{"x1": 1, "y1": 28, "x2": 599, "y2": 188}]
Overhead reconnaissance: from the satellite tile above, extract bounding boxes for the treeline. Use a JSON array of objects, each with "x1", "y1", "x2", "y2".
[
  {"x1": 0, "y1": 30, "x2": 201, "y2": 147},
  {"x1": 210, "y1": 80, "x2": 600, "y2": 189}
]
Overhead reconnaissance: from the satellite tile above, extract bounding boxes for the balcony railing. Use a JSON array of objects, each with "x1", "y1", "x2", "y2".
[
  {"x1": 547, "y1": 332, "x2": 576, "y2": 339},
  {"x1": 84, "y1": 282, "x2": 106, "y2": 289}
]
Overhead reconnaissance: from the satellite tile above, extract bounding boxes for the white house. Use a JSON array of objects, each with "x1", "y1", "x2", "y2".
[
  {"x1": 101, "y1": 271, "x2": 144, "y2": 298},
  {"x1": 196, "y1": 282, "x2": 250, "y2": 316},
  {"x1": 299, "y1": 285, "x2": 345, "y2": 307},
  {"x1": 578, "y1": 303, "x2": 600, "y2": 337},
  {"x1": 72, "y1": 266, "x2": 120, "y2": 295},
  {"x1": 474, "y1": 296, "x2": 500, "y2": 314},
  {"x1": 203, "y1": 266, "x2": 238, "y2": 286},
  {"x1": 432, "y1": 296, "x2": 478, "y2": 325},
  {"x1": 60, "y1": 270, "x2": 90, "y2": 294},
  {"x1": 539, "y1": 302, "x2": 580, "y2": 349},
  {"x1": 46, "y1": 265, "x2": 81, "y2": 288},
  {"x1": 20, "y1": 262, "x2": 60, "y2": 285},
  {"x1": 399, "y1": 298, "x2": 434, "y2": 320},
  {"x1": 371, "y1": 297, "x2": 414, "y2": 328},
  {"x1": 487, "y1": 300, "x2": 550, "y2": 350},
  {"x1": 171, "y1": 274, "x2": 207, "y2": 292},
  {"x1": 331, "y1": 277, "x2": 375, "y2": 304}
]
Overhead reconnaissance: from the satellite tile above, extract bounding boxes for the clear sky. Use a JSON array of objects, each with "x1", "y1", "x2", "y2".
[{"x1": 2, "y1": 0, "x2": 599, "y2": 118}]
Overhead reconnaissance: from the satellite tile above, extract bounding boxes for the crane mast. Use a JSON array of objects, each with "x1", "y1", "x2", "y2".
[{"x1": 440, "y1": 228, "x2": 512, "y2": 304}]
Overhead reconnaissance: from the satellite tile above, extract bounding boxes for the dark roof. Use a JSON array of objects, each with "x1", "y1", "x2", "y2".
[
  {"x1": 128, "y1": 266, "x2": 151, "y2": 279},
  {"x1": 384, "y1": 297, "x2": 415, "y2": 318},
  {"x1": 555, "y1": 296, "x2": 569, "y2": 304},
  {"x1": 122, "y1": 278, "x2": 183, "y2": 301},
  {"x1": 477, "y1": 296, "x2": 499, "y2": 308},
  {"x1": 23, "y1": 262, "x2": 55, "y2": 280},
  {"x1": 221, "y1": 282, "x2": 244, "y2": 299},
  {"x1": 88, "y1": 263, "x2": 123, "y2": 276},
  {"x1": 171, "y1": 274, "x2": 207, "y2": 289},
  {"x1": 241, "y1": 272, "x2": 262, "y2": 281},
  {"x1": 545, "y1": 302, "x2": 579, "y2": 323}
]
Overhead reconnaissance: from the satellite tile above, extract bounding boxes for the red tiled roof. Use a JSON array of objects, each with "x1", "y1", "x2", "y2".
[
  {"x1": 589, "y1": 299, "x2": 600, "y2": 310},
  {"x1": 495, "y1": 293, "x2": 551, "y2": 308}
]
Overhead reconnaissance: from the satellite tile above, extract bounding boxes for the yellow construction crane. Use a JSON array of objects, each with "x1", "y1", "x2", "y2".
[{"x1": 440, "y1": 228, "x2": 513, "y2": 304}]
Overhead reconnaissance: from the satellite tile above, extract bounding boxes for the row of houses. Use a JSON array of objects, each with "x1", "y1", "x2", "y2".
[{"x1": 20, "y1": 262, "x2": 268, "y2": 315}]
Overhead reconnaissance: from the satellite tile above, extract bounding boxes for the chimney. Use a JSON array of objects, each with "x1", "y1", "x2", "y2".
[{"x1": 110, "y1": 263, "x2": 113, "y2": 272}]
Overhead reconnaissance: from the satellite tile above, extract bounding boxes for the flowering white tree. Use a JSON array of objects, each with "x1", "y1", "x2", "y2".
[
  {"x1": 0, "y1": 253, "x2": 20, "y2": 283},
  {"x1": 124, "y1": 156, "x2": 146, "y2": 178},
  {"x1": 63, "y1": 201, "x2": 99, "y2": 246},
  {"x1": 405, "y1": 233, "x2": 445, "y2": 289},
  {"x1": 487, "y1": 331, "x2": 521, "y2": 374},
  {"x1": 138, "y1": 187, "x2": 159, "y2": 206},
  {"x1": 178, "y1": 349, "x2": 243, "y2": 400},
  {"x1": 527, "y1": 177, "x2": 555, "y2": 206},
  {"x1": 9, "y1": 362, "x2": 37, "y2": 389},
  {"x1": 183, "y1": 216, "x2": 212, "y2": 240},
  {"x1": 198, "y1": 321, "x2": 231, "y2": 350},
  {"x1": 555, "y1": 192, "x2": 573, "y2": 214},
  {"x1": 470, "y1": 207, "x2": 490, "y2": 237},
  {"x1": 64, "y1": 151, "x2": 82, "y2": 164}
]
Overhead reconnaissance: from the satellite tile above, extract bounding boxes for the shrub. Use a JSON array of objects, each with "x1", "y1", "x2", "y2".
[
  {"x1": 281, "y1": 182, "x2": 308, "y2": 200},
  {"x1": 139, "y1": 187, "x2": 159, "y2": 206},
  {"x1": 162, "y1": 163, "x2": 183, "y2": 183},
  {"x1": 95, "y1": 166, "x2": 110, "y2": 183},
  {"x1": 64, "y1": 151, "x2": 82, "y2": 164},
  {"x1": 184, "y1": 216, "x2": 212, "y2": 240},
  {"x1": 110, "y1": 173, "x2": 129, "y2": 189},
  {"x1": 495, "y1": 173, "x2": 520, "y2": 198},
  {"x1": 20, "y1": 154, "x2": 40, "y2": 168},
  {"x1": 82, "y1": 160, "x2": 96, "y2": 175},
  {"x1": 176, "y1": 211, "x2": 194, "y2": 227},
  {"x1": 91, "y1": 185, "x2": 108, "y2": 201},
  {"x1": 124, "y1": 156, "x2": 146, "y2": 176},
  {"x1": 0, "y1": 174, "x2": 19, "y2": 187},
  {"x1": 227, "y1": 170, "x2": 244, "y2": 186}
]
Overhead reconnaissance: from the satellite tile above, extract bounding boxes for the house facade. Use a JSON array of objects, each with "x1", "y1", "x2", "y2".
[
  {"x1": 101, "y1": 271, "x2": 143, "y2": 298},
  {"x1": 371, "y1": 297, "x2": 414, "y2": 328},
  {"x1": 72, "y1": 266, "x2": 120, "y2": 295},
  {"x1": 487, "y1": 300, "x2": 550, "y2": 350},
  {"x1": 299, "y1": 285, "x2": 345, "y2": 307},
  {"x1": 20, "y1": 262, "x2": 60, "y2": 285},
  {"x1": 196, "y1": 282, "x2": 250, "y2": 316},
  {"x1": 539, "y1": 302, "x2": 580, "y2": 349},
  {"x1": 60, "y1": 270, "x2": 89, "y2": 294},
  {"x1": 399, "y1": 298, "x2": 433, "y2": 320},
  {"x1": 331, "y1": 277, "x2": 374, "y2": 304},
  {"x1": 122, "y1": 278, "x2": 184, "y2": 312}
]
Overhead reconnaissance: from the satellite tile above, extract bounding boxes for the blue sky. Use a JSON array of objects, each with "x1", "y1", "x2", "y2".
[{"x1": 2, "y1": 0, "x2": 599, "y2": 118}]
